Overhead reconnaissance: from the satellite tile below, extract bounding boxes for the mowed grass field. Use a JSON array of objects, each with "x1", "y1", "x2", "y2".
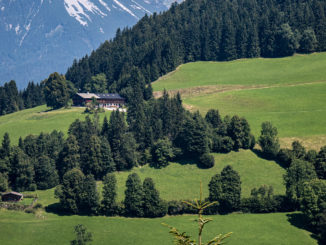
[
  {"x1": 0, "y1": 105, "x2": 111, "y2": 144},
  {"x1": 113, "y1": 150, "x2": 285, "y2": 201},
  {"x1": 152, "y1": 53, "x2": 326, "y2": 149},
  {"x1": 0, "y1": 210, "x2": 317, "y2": 245},
  {"x1": 25, "y1": 150, "x2": 285, "y2": 204}
]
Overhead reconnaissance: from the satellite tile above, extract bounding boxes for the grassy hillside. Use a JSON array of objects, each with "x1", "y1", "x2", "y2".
[
  {"x1": 0, "y1": 210, "x2": 316, "y2": 245},
  {"x1": 152, "y1": 53, "x2": 326, "y2": 149},
  {"x1": 25, "y1": 150, "x2": 285, "y2": 204},
  {"x1": 114, "y1": 150, "x2": 285, "y2": 201},
  {"x1": 153, "y1": 53, "x2": 326, "y2": 91},
  {"x1": 0, "y1": 105, "x2": 111, "y2": 144}
]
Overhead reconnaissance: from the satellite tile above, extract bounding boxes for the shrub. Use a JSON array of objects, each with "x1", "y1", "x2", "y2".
[
  {"x1": 33, "y1": 203, "x2": 43, "y2": 209},
  {"x1": 24, "y1": 207, "x2": 35, "y2": 214},
  {"x1": 277, "y1": 148, "x2": 293, "y2": 167},
  {"x1": 220, "y1": 136, "x2": 234, "y2": 153},
  {"x1": 198, "y1": 153, "x2": 215, "y2": 168}
]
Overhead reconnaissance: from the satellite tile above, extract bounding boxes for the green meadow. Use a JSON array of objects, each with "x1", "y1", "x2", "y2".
[
  {"x1": 152, "y1": 53, "x2": 326, "y2": 91},
  {"x1": 152, "y1": 53, "x2": 326, "y2": 147},
  {"x1": 0, "y1": 105, "x2": 111, "y2": 144},
  {"x1": 0, "y1": 210, "x2": 316, "y2": 245},
  {"x1": 113, "y1": 150, "x2": 285, "y2": 201}
]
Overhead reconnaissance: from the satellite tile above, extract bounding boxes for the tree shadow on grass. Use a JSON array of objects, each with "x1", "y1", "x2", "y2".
[
  {"x1": 45, "y1": 203, "x2": 95, "y2": 217},
  {"x1": 251, "y1": 149, "x2": 288, "y2": 169},
  {"x1": 287, "y1": 213, "x2": 321, "y2": 244}
]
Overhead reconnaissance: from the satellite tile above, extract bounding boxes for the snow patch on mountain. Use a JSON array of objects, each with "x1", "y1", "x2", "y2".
[
  {"x1": 131, "y1": 0, "x2": 151, "y2": 14},
  {"x1": 112, "y1": 0, "x2": 138, "y2": 19},
  {"x1": 99, "y1": 0, "x2": 111, "y2": 12},
  {"x1": 64, "y1": 0, "x2": 106, "y2": 26}
]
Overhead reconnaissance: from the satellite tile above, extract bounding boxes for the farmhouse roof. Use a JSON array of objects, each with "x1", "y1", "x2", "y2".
[
  {"x1": 2, "y1": 191, "x2": 23, "y2": 197},
  {"x1": 76, "y1": 93, "x2": 99, "y2": 99}
]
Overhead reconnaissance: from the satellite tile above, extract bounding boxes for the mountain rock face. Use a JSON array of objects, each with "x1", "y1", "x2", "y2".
[{"x1": 0, "y1": 0, "x2": 176, "y2": 88}]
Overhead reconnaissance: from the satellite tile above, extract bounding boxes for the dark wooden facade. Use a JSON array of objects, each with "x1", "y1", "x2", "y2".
[
  {"x1": 1, "y1": 192, "x2": 23, "y2": 202},
  {"x1": 73, "y1": 93, "x2": 125, "y2": 108}
]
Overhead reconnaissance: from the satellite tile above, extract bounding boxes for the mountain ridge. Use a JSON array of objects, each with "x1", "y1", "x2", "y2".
[{"x1": 0, "y1": 0, "x2": 177, "y2": 88}]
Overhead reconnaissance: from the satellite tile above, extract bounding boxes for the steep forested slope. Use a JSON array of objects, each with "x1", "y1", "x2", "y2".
[{"x1": 66, "y1": 0, "x2": 326, "y2": 98}]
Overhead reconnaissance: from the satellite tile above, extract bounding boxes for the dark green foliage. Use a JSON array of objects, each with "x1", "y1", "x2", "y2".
[
  {"x1": 316, "y1": 211, "x2": 326, "y2": 243},
  {"x1": 220, "y1": 136, "x2": 234, "y2": 153},
  {"x1": 227, "y1": 116, "x2": 252, "y2": 150},
  {"x1": 57, "y1": 135, "x2": 81, "y2": 178},
  {"x1": 107, "y1": 111, "x2": 137, "y2": 170},
  {"x1": 305, "y1": 150, "x2": 318, "y2": 164},
  {"x1": 219, "y1": 165, "x2": 242, "y2": 213},
  {"x1": 291, "y1": 141, "x2": 306, "y2": 160},
  {"x1": 277, "y1": 148, "x2": 294, "y2": 167},
  {"x1": 99, "y1": 137, "x2": 115, "y2": 174},
  {"x1": 142, "y1": 177, "x2": 167, "y2": 217},
  {"x1": 80, "y1": 175, "x2": 100, "y2": 214},
  {"x1": 55, "y1": 168, "x2": 85, "y2": 213},
  {"x1": 315, "y1": 146, "x2": 326, "y2": 179},
  {"x1": 275, "y1": 24, "x2": 299, "y2": 57},
  {"x1": 258, "y1": 121, "x2": 280, "y2": 158},
  {"x1": 101, "y1": 173, "x2": 117, "y2": 216},
  {"x1": 299, "y1": 28, "x2": 318, "y2": 53},
  {"x1": 198, "y1": 153, "x2": 215, "y2": 169},
  {"x1": 205, "y1": 109, "x2": 222, "y2": 129},
  {"x1": 80, "y1": 135, "x2": 104, "y2": 179},
  {"x1": 0, "y1": 173, "x2": 8, "y2": 192},
  {"x1": 150, "y1": 138, "x2": 174, "y2": 168},
  {"x1": 124, "y1": 173, "x2": 144, "y2": 217},
  {"x1": 208, "y1": 165, "x2": 241, "y2": 213},
  {"x1": 22, "y1": 82, "x2": 45, "y2": 109},
  {"x1": 284, "y1": 159, "x2": 317, "y2": 205},
  {"x1": 84, "y1": 73, "x2": 107, "y2": 93},
  {"x1": 101, "y1": 116, "x2": 109, "y2": 138},
  {"x1": 301, "y1": 179, "x2": 326, "y2": 225},
  {"x1": 55, "y1": 169, "x2": 99, "y2": 214},
  {"x1": 241, "y1": 185, "x2": 278, "y2": 213},
  {"x1": 176, "y1": 112, "x2": 209, "y2": 158},
  {"x1": 208, "y1": 174, "x2": 222, "y2": 203},
  {"x1": 43, "y1": 72, "x2": 70, "y2": 109},
  {"x1": 1, "y1": 133, "x2": 11, "y2": 158},
  {"x1": 0, "y1": 80, "x2": 22, "y2": 115},
  {"x1": 9, "y1": 147, "x2": 35, "y2": 192},
  {"x1": 0, "y1": 80, "x2": 44, "y2": 116},
  {"x1": 70, "y1": 224, "x2": 93, "y2": 245},
  {"x1": 34, "y1": 155, "x2": 59, "y2": 190}
]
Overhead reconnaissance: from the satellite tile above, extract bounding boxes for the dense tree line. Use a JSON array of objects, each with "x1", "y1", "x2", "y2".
[
  {"x1": 66, "y1": 0, "x2": 326, "y2": 100},
  {"x1": 0, "y1": 80, "x2": 45, "y2": 116}
]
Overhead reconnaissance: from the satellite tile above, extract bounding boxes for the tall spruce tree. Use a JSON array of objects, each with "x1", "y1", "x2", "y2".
[
  {"x1": 101, "y1": 173, "x2": 117, "y2": 216},
  {"x1": 9, "y1": 147, "x2": 35, "y2": 191},
  {"x1": 124, "y1": 173, "x2": 144, "y2": 217},
  {"x1": 142, "y1": 177, "x2": 167, "y2": 217},
  {"x1": 57, "y1": 135, "x2": 81, "y2": 178},
  {"x1": 34, "y1": 155, "x2": 59, "y2": 190},
  {"x1": 55, "y1": 168, "x2": 85, "y2": 214},
  {"x1": 80, "y1": 174, "x2": 100, "y2": 214},
  {"x1": 219, "y1": 165, "x2": 241, "y2": 213},
  {"x1": 315, "y1": 146, "x2": 326, "y2": 179},
  {"x1": 258, "y1": 121, "x2": 280, "y2": 158}
]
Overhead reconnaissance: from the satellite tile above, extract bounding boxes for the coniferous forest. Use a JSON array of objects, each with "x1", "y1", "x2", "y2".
[{"x1": 66, "y1": 0, "x2": 326, "y2": 102}]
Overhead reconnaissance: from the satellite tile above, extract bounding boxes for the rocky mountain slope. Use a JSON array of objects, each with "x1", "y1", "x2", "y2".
[{"x1": 0, "y1": 0, "x2": 177, "y2": 87}]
